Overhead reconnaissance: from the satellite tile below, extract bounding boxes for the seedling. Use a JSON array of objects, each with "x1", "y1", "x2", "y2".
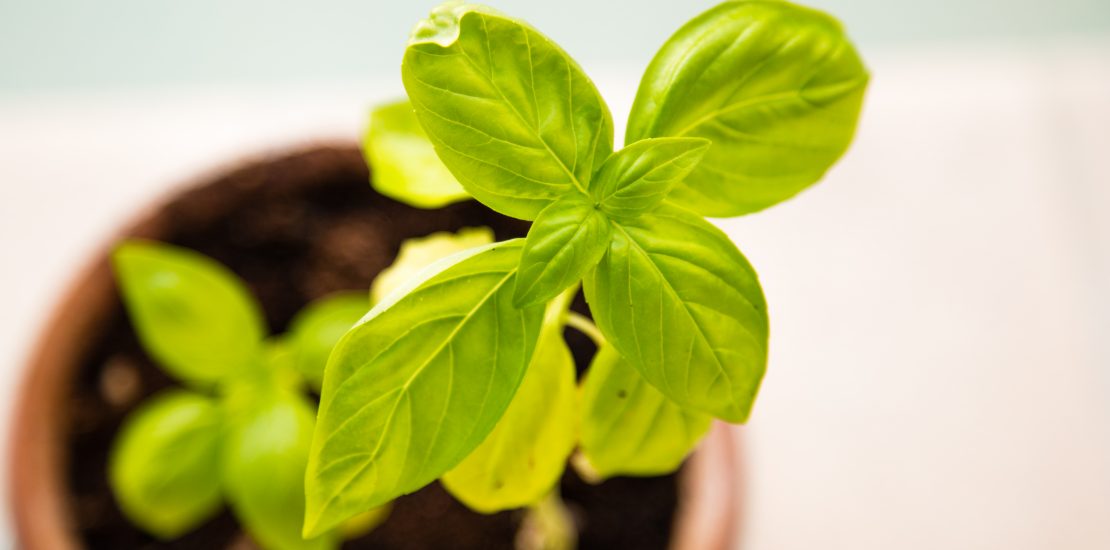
[
  {"x1": 307, "y1": 0, "x2": 867, "y2": 542},
  {"x1": 109, "y1": 236, "x2": 480, "y2": 549}
]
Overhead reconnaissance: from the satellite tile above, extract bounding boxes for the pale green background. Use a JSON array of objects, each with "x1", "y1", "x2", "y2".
[{"x1": 1, "y1": 0, "x2": 1108, "y2": 93}]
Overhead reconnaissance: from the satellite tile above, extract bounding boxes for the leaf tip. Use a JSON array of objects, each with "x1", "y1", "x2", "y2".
[
  {"x1": 300, "y1": 502, "x2": 331, "y2": 540},
  {"x1": 110, "y1": 238, "x2": 154, "y2": 271},
  {"x1": 510, "y1": 285, "x2": 543, "y2": 310},
  {"x1": 408, "y1": 2, "x2": 498, "y2": 48},
  {"x1": 719, "y1": 403, "x2": 752, "y2": 425}
]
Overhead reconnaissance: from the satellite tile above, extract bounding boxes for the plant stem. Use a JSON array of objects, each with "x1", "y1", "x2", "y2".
[
  {"x1": 546, "y1": 285, "x2": 578, "y2": 327},
  {"x1": 564, "y1": 312, "x2": 605, "y2": 347},
  {"x1": 515, "y1": 490, "x2": 577, "y2": 550}
]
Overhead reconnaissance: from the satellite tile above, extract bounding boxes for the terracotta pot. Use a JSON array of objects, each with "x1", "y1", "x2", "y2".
[{"x1": 7, "y1": 143, "x2": 741, "y2": 550}]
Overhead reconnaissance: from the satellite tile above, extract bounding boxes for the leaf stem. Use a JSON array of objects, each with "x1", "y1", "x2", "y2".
[
  {"x1": 564, "y1": 312, "x2": 605, "y2": 347},
  {"x1": 515, "y1": 490, "x2": 577, "y2": 550},
  {"x1": 545, "y1": 285, "x2": 579, "y2": 327}
]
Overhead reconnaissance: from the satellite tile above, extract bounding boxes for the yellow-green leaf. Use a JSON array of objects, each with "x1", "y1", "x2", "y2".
[
  {"x1": 513, "y1": 195, "x2": 610, "y2": 308},
  {"x1": 403, "y1": 3, "x2": 613, "y2": 220},
  {"x1": 304, "y1": 240, "x2": 545, "y2": 536},
  {"x1": 627, "y1": 0, "x2": 869, "y2": 216},
  {"x1": 370, "y1": 226, "x2": 494, "y2": 304},
  {"x1": 578, "y1": 345, "x2": 711, "y2": 479},
  {"x1": 590, "y1": 137, "x2": 709, "y2": 219},
  {"x1": 224, "y1": 389, "x2": 337, "y2": 550},
  {"x1": 441, "y1": 303, "x2": 577, "y2": 512},
  {"x1": 109, "y1": 390, "x2": 223, "y2": 539},
  {"x1": 363, "y1": 99, "x2": 469, "y2": 208},
  {"x1": 287, "y1": 292, "x2": 368, "y2": 390},
  {"x1": 583, "y1": 205, "x2": 768, "y2": 422},
  {"x1": 112, "y1": 240, "x2": 266, "y2": 385}
]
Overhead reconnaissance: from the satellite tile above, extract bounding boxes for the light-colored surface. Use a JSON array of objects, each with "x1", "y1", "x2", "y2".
[
  {"x1": 1, "y1": 43, "x2": 1109, "y2": 548},
  {"x1": 2, "y1": 0, "x2": 1108, "y2": 92},
  {"x1": 730, "y1": 44, "x2": 1110, "y2": 549}
]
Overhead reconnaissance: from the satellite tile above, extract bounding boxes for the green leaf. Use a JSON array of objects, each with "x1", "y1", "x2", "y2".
[
  {"x1": 441, "y1": 300, "x2": 577, "y2": 513},
  {"x1": 591, "y1": 137, "x2": 710, "y2": 219},
  {"x1": 287, "y1": 292, "x2": 369, "y2": 390},
  {"x1": 109, "y1": 390, "x2": 223, "y2": 539},
  {"x1": 304, "y1": 240, "x2": 545, "y2": 536},
  {"x1": 370, "y1": 226, "x2": 494, "y2": 304},
  {"x1": 112, "y1": 240, "x2": 266, "y2": 385},
  {"x1": 626, "y1": 0, "x2": 869, "y2": 217},
  {"x1": 582, "y1": 205, "x2": 768, "y2": 422},
  {"x1": 403, "y1": 3, "x2": 613, "y2": 220},
  {"x1": 224, "y1": 389, "x2": 337, "y2": 550},
  {"x1": 513, "y1": 195, "x2": 610, "y2": 308},
  {"x1": 578, "y1": 345, "x2": 711, "y2": 479},
  {"x1": 364, "y1": 99, "x2": 470, "y2": 208}
]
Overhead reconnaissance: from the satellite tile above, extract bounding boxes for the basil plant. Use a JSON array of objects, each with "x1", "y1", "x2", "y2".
[{"x1": 306, "y1": 0, "x2": 867, "y2": 540}]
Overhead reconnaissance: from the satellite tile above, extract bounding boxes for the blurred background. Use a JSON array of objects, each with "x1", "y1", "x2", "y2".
[{"x1": 1, "y1": 0, "x2": 1108, "y2": 548}]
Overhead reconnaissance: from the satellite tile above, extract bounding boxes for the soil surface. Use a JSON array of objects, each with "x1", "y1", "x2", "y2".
[{"x1": 65, "y1": 145, "x2": 680, "y2": 549}]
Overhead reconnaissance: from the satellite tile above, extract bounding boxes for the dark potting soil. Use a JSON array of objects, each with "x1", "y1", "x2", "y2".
[{"x1": 65, "y1": 145, "x2": 680, "y2": 550}]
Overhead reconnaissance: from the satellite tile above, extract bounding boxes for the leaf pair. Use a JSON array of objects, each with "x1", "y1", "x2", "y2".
[
  {"x1": 577, "y1": 345, "x2": 712, "y2": 479},
  {"x1": 403, "y1": 1, "x2": 867, "y2": 221},
  {"x1": 111, "y1": 242, "x2": 367, "y2": 548},
  {"x1": 513, "y1": 137, "x2": 710, "y2": 308}
]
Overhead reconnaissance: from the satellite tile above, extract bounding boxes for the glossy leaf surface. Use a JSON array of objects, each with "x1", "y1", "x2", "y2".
[
  {"x1": 403, "y1": 3, "x2": 613, "y2": 220},
  {"x1": 591, "y1": 137, "x2": 709, "y2": 218},
  {"x1": 579, "y1": 345, "x2": 711, "y2": 478},
  {"x1": 287, "y1": 292, "x2": 368, "y2": 389},
  {"x1": 113, "y1": 241, "x2": 266, "y2": 385},
  {"x1": 109, "y1": 390, "x2": 223, "y2": 539},
  {"x1": 370, "y1": 227, "x2": 494, "y2": 304},
  {"x1": 224, "y1": 389, "x2": 337, "y2": 550},
  {"x1": 364, "y1": 99, "x2": 469, "y2": 208},
  {"x1": 305, "y1": 240, "x2": 545, "y2": 536},
  {"x1": 513, "y1": 195, "x2": 611, "y2": 308},
  {"x1": 441, "y1": 304, "x2": 577, "y2": 512},
  {"x1": 583, "y1": 205, "x2": 768, "y2": 422},
  {"x1": 627, "y1": 0, "x2": 869, "y2": 216}
]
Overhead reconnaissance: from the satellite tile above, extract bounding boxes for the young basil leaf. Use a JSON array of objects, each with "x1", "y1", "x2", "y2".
[
  {"x1": 402, "y1": 3, "x2": 614, "y2": 220},
  {"x1": 626, "y1": 0, "x2": 869, "y2": 217},
  {"x1": 370, "y1": 226, "x2": 494, "y2": 304},
  {"x1": 364, "y1": 99, "x2": 470, "y2": 208},
  {"x1": 578, "y1": 345, "x2": 711, "y2": 479},
  {"x1": 224, "y1": 388, "x2": 338, "y2": 550},
  {"x1": 109, "y1": 390, "x2": 223, "y2": 539},
  {"x1": 591, "y1": 137, "x2": 710, "y2": 219},
  {"x1": 513, "y1": 195, "x2": 611, "y2": 308},
  {"x1": 287, "y1": 292, "x2": 369, "y2": 390},
  {"x1": 441, "y1": 306, "x2": 577, "y2": 513},
  {"x1": 112, "y1": 240, "x2": 266, "y2": 385},
  {"x1": 304, "y1": 240, "x2": 545, "y2": 536},
  {"x1": 582, "y1": 204, "x2": 768, "y2": 422}
]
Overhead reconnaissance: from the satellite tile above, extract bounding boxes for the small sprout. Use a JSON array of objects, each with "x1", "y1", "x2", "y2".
[{"x1": 109, "y1": 229, "x2": 503, "y2": 547}]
